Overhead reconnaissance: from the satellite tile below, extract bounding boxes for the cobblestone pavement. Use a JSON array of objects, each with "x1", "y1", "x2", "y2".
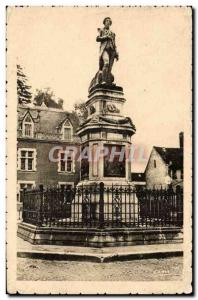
[{"x1": 17, "y1": 257, "x2": 183, "y2": 281}]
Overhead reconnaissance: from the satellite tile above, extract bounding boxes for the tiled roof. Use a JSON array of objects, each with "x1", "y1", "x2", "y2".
[
  {"x1": 17, "y1": 104, "x2": 80, "y2": 141},
  {"x1": 154, "y1": 146, "x2": 183, "y2": 170}
]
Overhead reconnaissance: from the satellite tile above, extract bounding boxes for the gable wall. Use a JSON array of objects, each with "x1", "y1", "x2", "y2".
[{"x1": 145, "y1": 148, "x2": 169, "y2": 189}]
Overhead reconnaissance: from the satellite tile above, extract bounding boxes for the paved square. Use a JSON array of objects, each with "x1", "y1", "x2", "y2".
[{"x1": 17, "y1": 257, "x2": 183, "y2": 281}]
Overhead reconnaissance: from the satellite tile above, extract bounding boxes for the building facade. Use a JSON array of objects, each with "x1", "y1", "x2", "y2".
[
  {"x1": 145, "y1": 133, "x2": 183, "y2": 190},
  {"x1": 17, "y1": 103, "x2": 80, "y2": 205}
]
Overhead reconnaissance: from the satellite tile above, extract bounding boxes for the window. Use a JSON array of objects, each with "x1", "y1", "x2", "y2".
[
  {"x1": 58, "y1": 150, "x2": 74, "y2": 173},
  {"x1": 154, "y1": 160, "x2": 157, "y2": 168},
  {"x1": 58, "y1": 182, "x2": 74, "y2": 189},
  {"x1": 22, "y1": 114, "x2": 34, "y2": 137},
  {"x1": 62, "y1": 119, "x2": 73, "y2": 141},
  {"x1": 18, "y1": 149, "x2": 36, "y2": 171},
  {"x1": 17, "y1": 181, "x2": 35, "y2": 202}
]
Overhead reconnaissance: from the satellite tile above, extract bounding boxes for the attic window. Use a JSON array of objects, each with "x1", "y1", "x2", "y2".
[
  {"x1": 61, "y1": 119, "x2": 73, "y2": 141},
  {"x1": 22, "y1": 114, "x2": 34, "y2": 137}
]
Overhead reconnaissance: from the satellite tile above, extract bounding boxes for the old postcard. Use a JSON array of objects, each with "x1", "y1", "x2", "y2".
[{"x1": 6, "y1": 6, "x2": 192, "y2": 294}]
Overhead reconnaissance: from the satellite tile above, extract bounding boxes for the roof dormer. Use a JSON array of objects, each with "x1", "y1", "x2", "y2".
[
  {"x1": 61, "y1": 118, "x2": 73, "y2": 141},
  {"x1": 22, "y1": 111, "x2": 34, "y2": 138}
]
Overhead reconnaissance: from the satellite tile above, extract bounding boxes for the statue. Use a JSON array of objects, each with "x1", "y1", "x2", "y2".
[{"x1": 89, "y1": 17, "x2": 119, "y2": 92}]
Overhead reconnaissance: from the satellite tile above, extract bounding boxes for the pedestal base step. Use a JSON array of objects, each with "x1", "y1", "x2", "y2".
[{"x1": 17, "y1": 222, "x2": 183, "y2": 248}]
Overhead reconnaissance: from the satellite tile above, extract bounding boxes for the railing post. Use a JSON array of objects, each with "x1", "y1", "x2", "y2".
[
  {"x1": 37, "y1": 185, "x2": 43, "y2": 226},
  {"x1": 22, "y1": 188, "x2": 26, "y2": 222},
  {"x1": 176, "y1": 186, "x2": 183, "y2": 226},
  {"x1": 99, "y1": 182, "x2": 104, "y2": 228},
  {"x1": 66, "y1": 185, "x2": 72, "y2": 219}
]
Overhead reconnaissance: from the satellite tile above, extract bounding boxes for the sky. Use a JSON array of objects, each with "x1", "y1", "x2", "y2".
[{"x1": 7, "y1": 7, "x2": 191, "y2": 171}]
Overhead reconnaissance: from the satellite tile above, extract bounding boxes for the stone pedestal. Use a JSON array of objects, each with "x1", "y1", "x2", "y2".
[{"x1": 76, "y1": 84, "x2": 136, "y2": 186}]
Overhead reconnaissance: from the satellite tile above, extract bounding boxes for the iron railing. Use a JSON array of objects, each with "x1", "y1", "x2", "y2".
[{"x1": 22, "y1": 183, "x2": 183, "y2": 228}]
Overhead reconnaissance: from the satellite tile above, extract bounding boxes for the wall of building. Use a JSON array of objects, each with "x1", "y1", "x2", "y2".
[
  {"x1": 145, "y1": 148, "x2": 169, "y2": 189},
  {"x1": 17, "y1": 139, "x2": 80, "y2": 188}
]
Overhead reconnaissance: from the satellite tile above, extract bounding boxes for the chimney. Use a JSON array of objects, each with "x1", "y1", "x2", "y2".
[{"x1": 179, "y1": 132, "x2": 184, "y2": 148}]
